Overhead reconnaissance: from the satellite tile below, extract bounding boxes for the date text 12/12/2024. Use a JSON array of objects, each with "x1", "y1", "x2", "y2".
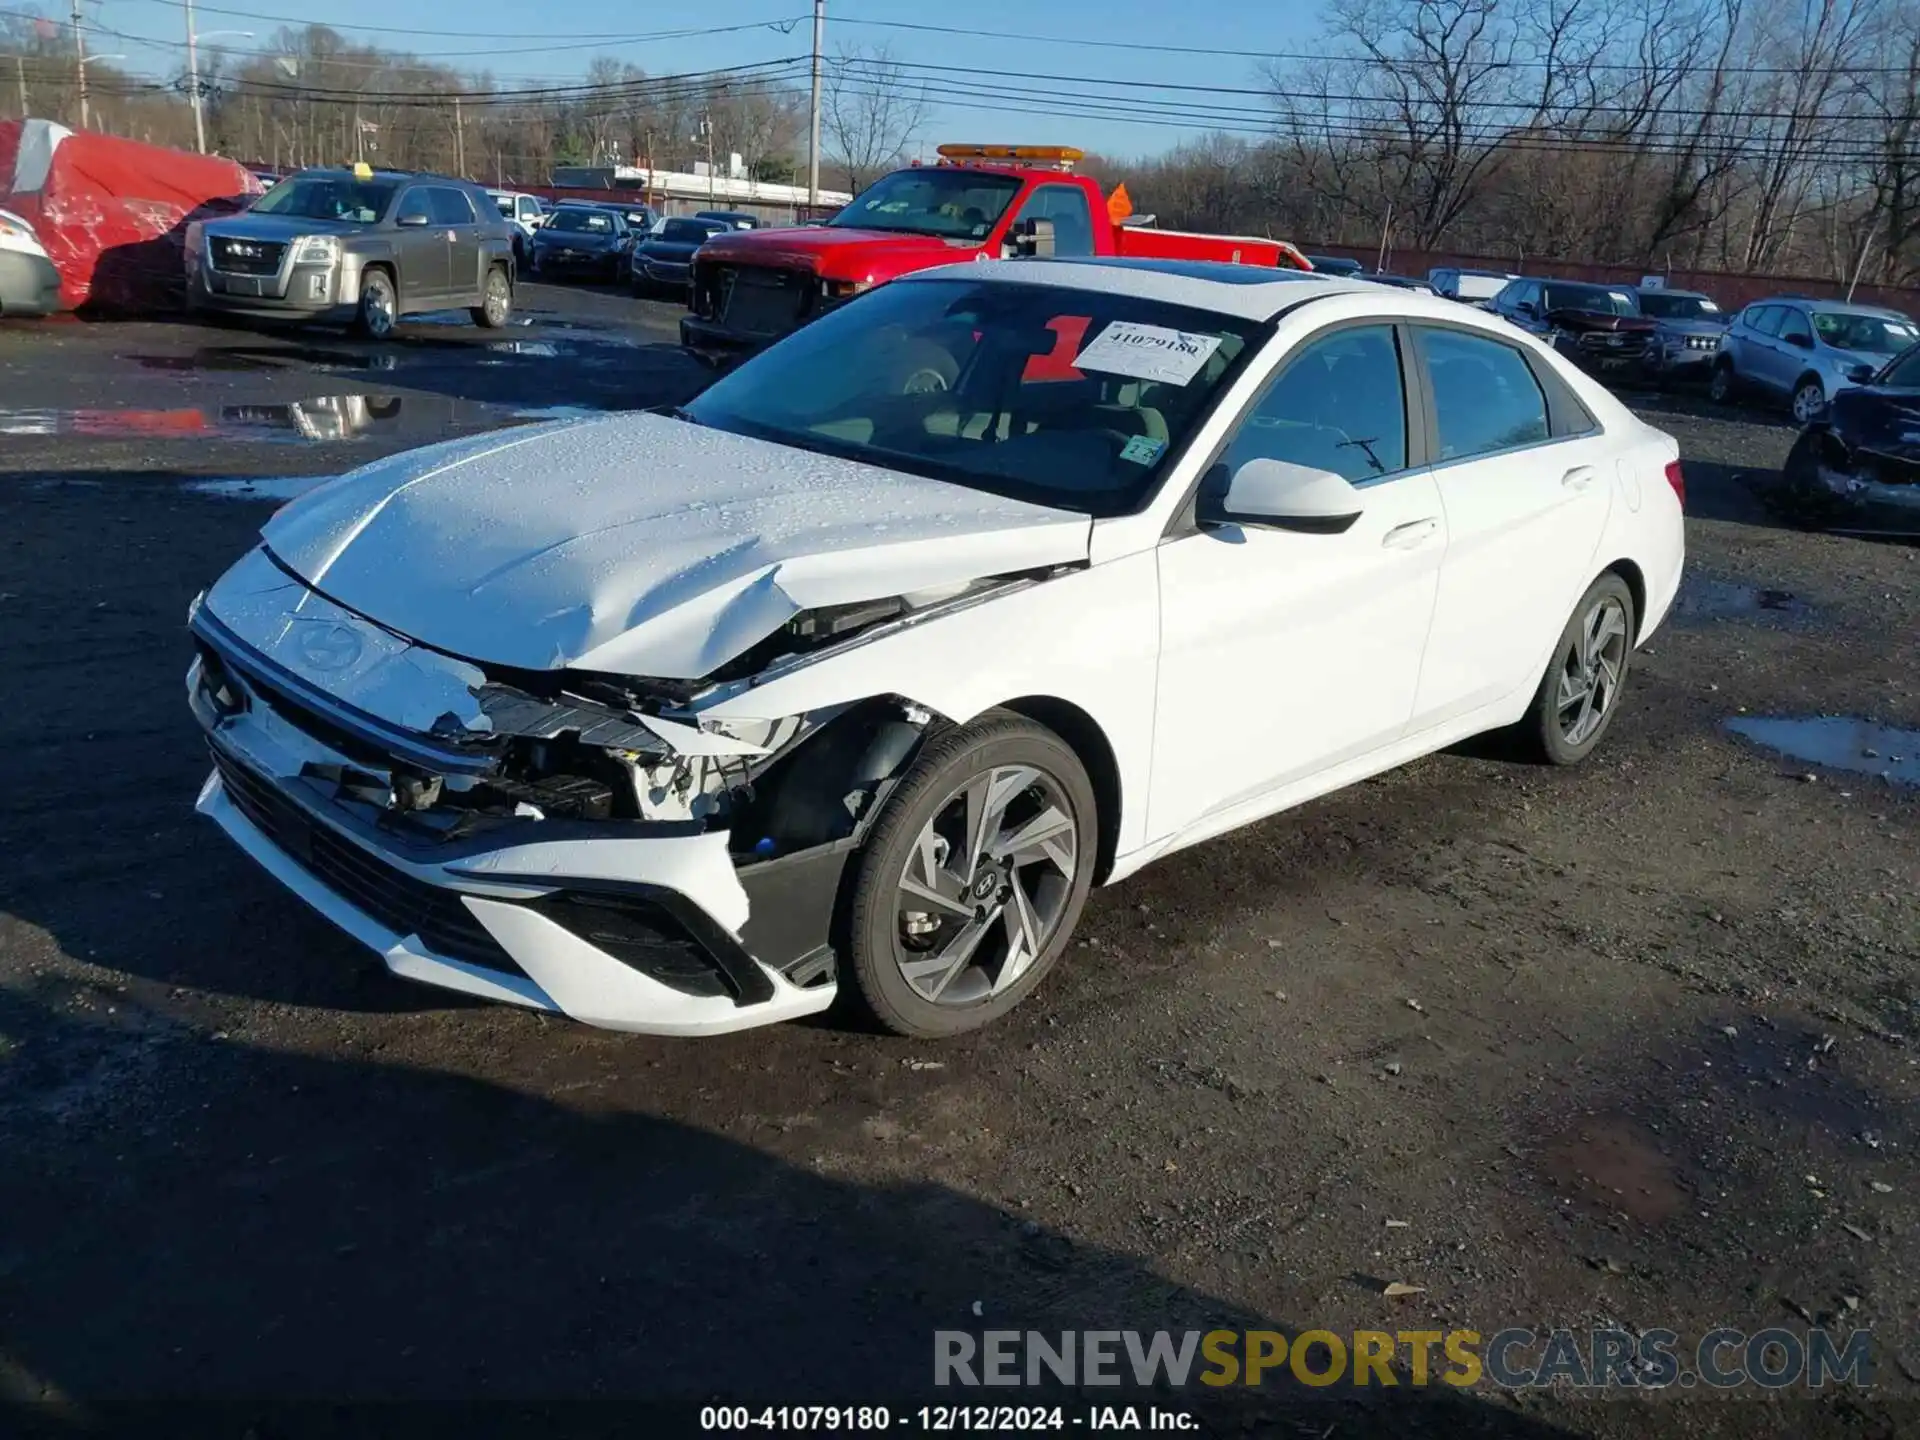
[{"x1": 699, "y1": 1406, "x2": 1195, "y2": 1432}]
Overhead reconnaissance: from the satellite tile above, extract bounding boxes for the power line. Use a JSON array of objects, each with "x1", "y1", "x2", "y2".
[
  {"x1": 109, "y1": 0, "x2": 806, "y2": 44},
  {"x1": 831, "y1": 12, "x2": 1920, "y2": 79}
]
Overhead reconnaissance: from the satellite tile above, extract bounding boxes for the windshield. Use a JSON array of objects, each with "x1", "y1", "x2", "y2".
[
  {"x1": 683, "y1": 278, "x2": 1263, "y2": 516},
  {"x1": 1814, "y1": 310, "x2": 1919, "y2": 355},
  {"x1": 1638, "y1": 292, "x2": 1719, "y2": 320},
  {"x1": 660, "y1": 219, "x2": 720, "y2": 244},
  {"x1": 548, "y1": 209, "x2": 615, "y2": 234},
  {"x1": 1879, "y1": 344, "x2": 1920, "y2": 387},
  {"x1": 830, "y1": 169, "x2": 1024, "y2": 240},
  {"x1": 251, "y1": 176, "x2": 396, "y2": 223},
  {"x1": 1544, "y1": 284, "x2": 1637, "y2": 316}
]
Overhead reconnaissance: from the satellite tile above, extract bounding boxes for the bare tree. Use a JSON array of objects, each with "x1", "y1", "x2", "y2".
[{"x1": 823, "y1": 43, "x2": 930, "y2": 193}]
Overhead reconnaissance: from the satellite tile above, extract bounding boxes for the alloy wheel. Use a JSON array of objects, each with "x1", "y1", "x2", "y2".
[
  {"x1": 893, "y1": 765, "x2": 1078, "y2": 1006},
  {"x1": 1556, "y1": 596, "x2": 1628, "y2": 747},
  {"x1": 362, "y1": 279, "x2": 395, "y2": 338},
  {"x1": 482, "y1": 271, "x2": 511, "y2": 326},
  {"x1": 1792, "y1": 382, "x2": 1825, "y2": 424}
]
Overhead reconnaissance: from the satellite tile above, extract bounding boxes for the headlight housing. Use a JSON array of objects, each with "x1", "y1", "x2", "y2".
[
  {"x1": 820, "y1": 277, "x2": 873, "y2": 300},
  {"x1": 293, "y1": 234, "x2": 340, "y2": 266}
]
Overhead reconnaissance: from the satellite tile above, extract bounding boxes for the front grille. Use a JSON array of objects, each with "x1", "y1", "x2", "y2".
[
  {"x1": 713, "y1": 265, "x2": 810, "y2": 336},
  {"x1": 210, "y1": 236, "x2": 288, "y2": 276},
  {"x1": 1576, "y1": 330, "x2": 1651, "y2": 358},
  {"x1": 211, "y1": 745, "x2": 522, "y2": 977}
]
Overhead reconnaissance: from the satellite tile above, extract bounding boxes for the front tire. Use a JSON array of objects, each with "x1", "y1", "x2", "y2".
[
  {"x1": 471, "y1": 266, "x2": 512, "y2": 328},
  {"x1": 1707, "y1": 359, "x2": 1737, "y2": 405},
  {"x1": 1518, "y1": 574, "x2": 1636, "y2": 766},
  {"x1": 841, "y1": 712, "x2": 1097, "y2": 1038},
  {"x1": 353, "y1": 268, "x2": 397, "y2": 339}
]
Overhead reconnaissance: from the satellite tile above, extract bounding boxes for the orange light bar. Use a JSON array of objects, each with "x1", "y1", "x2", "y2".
[{"x1": 936, "y1": 143, "x2": 1085, "y2": 165}]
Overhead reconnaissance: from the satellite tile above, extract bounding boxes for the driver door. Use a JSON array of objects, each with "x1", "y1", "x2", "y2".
[
  {"x1": 1147, "y1": 322, "x2": 1445, "y2": 842},
  {"x1": 391, "y1": 186, "x2": 448, "y2": 306}
]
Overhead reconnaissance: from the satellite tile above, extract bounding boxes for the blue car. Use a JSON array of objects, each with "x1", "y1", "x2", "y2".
[
  {"x1": 530, "y1": 204, "x2": 633, "y2": 284},
  {"x1": 1710, "y1": 296, "x2": 1919, "y2": 422}
]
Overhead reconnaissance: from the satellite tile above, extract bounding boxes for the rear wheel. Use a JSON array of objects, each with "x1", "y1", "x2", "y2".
[
  {"x1": 841, "y1": 713, "x2": 1096, "y2": 1038},
  {"x1": 353, "y1": 268, "x2": 397, "y2": 339},
  {"x1": 1517, "y1": 574, "x2": 1636, "y2": 766},
  {"x1": 471, "y1": 266, "x2": 512, "y2": 328}
]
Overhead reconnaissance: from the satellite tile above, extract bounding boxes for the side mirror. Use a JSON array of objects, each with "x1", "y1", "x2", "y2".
[
  {"x1": 1516, "y1": 300, "x2": 1538, "y2": 317},
  {"x1": 396, "y1": 211, "x2": 429, "y2": 228},
  {"x1": 1007, "y1": 217, "x2": 1055, "y2": 258},
  {"x1": 1845, "y1": 362, "x2": 1877, "y2": 384},
  {"x1": 1200, "y1": 458, "x2": 1364, "y2": 534}
]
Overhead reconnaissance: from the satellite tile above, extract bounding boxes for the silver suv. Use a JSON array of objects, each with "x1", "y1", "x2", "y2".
[
  {"x1": 1709, "y1": 296, "x2": 1918, "y2": 421},
  {"x1": 187, "y1": 166, "x2": 517, "y2": 339}
]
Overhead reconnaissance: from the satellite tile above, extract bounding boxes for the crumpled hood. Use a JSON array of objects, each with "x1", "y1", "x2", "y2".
[
  {"x1": 1829, "y1": 387, "x2": 1920, "y2": 459},
  {"x1": 258, "y1": 412, "x2": 1092, "y2": 680},
  {"x1": 1547, "y1": 309, "x2": 1657, "y2": 334}
]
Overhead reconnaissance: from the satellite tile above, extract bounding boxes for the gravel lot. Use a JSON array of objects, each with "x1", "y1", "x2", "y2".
[{"x1": 1, "y1": 283, "x2": 1915, "y2": 1439}]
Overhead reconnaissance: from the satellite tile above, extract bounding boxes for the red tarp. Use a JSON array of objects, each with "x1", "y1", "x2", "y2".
[{"x1": 0, "y1": 119, "x2": 263, "y2": 311}]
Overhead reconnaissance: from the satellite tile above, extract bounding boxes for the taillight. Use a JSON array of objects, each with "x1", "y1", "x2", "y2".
[{"x1": 1663, "y1": 459, "x2": 1685, "y2": 508}]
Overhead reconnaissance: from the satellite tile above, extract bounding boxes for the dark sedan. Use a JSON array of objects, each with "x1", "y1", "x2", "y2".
[
  {"x1": 630, "y1": 216, "x2": 729, "y2": 296},
  {"x1": 1488, "y1": 278, "x2": 1659, "y2": 376},
  {"x1": 1779, "y1": 342, "x2": 1920, "y2": 535},
  {"x1": 531, "y1": 205, "x2": 632, "y2": 283},
  {"x1": 1636, "y1": 287, "x2": 1727, "y2": 384}
]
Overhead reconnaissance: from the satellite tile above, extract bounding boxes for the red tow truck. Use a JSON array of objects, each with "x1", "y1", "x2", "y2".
[{"x1": 680, "y1": 143, "x2": 1311, "y2": 364}]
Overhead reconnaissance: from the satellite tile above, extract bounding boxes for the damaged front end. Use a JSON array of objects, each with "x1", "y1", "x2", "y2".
[
  {"x1": 184, "y1": 545, "x2": 1034, "y2": 1016},
  {"x1": 1779, "y1": 393, "x2": 1920, "y2": 538}
]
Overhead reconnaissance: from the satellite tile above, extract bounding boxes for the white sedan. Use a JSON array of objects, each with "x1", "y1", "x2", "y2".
[{"x1": 187, "y1": 260, "x2": 1685, "y2": 1039}]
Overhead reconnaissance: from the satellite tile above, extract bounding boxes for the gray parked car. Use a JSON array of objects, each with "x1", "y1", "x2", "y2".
[
  {"x1": 1633, "y1": 287, "x2": 1727, "y2": 384},
  {"x1": 1709, "y1": 295, "x2": 1919, "y2": 421},
  {"x1": 187, "y1": 165, "x2": 517, "y2": 339}
]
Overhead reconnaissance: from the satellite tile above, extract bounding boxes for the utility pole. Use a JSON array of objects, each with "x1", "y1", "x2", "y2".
[
  {"x1": 184, "y1": 0, "x2": 205, "y2": 152},
  {"x1": 806, "y1": 0, "x2": 823, "y2": 211},
  {"x1": 453, "y1": 93, "x2": 466, "y2": 177},
  {"x1": 15, "y1": 54, "x2": 26, "y2": 119},
  {"x1": 700, "y1": 112, "x2": 715, "y2": 204},
  {"x1": 71, "y1": 0, "x2": 89, "y2": 130}
]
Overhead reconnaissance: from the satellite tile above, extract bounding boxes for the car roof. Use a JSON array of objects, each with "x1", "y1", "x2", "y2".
[
  {"x1": 1803, "y1": 300, "x2": 1908, "y2": 318},
  {"x1": 904, "y1": 256, "x2": 1431, "y2": 321}
]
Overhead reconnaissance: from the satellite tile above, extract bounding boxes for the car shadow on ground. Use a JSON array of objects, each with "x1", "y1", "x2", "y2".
[{"x1": 0, "y1": 982, "x2": 1578, "y2": 1437}]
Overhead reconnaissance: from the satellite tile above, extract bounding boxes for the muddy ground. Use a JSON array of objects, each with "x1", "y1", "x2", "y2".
[{"x1": 0, "y1": 284, "x2": 1915, "y2": 1439}]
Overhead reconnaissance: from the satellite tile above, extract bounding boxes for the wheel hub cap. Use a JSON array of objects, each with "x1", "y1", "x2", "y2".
[
  {"x1": 893, "y1": 766, "x2": 1078, "y2": 1006},
  {"x1": 1556, "y1": 597, "x2": 1628, "y2": 747}
]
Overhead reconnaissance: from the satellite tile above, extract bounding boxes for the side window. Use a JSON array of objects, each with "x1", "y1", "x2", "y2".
[
  {"x1": 1013, "y1": 184, "x2": 1096, "y2": 258},
  {"x1": 1220, "y1": 324, "x2": 1409, "y2": 483},
  {"x1": 1777, "y1": 308, "x2": 1812, "y2": 344},
  {"x1": 1416, "y1": 327, "x2": 1551, "y2": 462},
  {"x1": 395, "y1": 188, "x2": 430, "y2": 224},
  {"x1": 518, "y1": 197, "x2": 538, "y2": 222},
  {"x1": 1752, "y1": 305, "x2": 1786, "y2": 337},
  {"x1": 428, "y1": 188, "x2": 476, "y2": 225}
]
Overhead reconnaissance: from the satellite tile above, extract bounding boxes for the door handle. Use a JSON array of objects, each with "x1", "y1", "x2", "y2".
[
  {"x1": 1562, "y1": 465, "x2": 1598, "y2": 491},
  {"x1": 1382, "y1": 517, "x2": 1439, "y2": 549}
]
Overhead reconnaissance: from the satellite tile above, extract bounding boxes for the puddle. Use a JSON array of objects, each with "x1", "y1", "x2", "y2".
[
  {"x1": 184, "y1": 475, "x2": 332, "y2": 501},
  {"x1": 1539, "y1": 1119, "x2": 1687, "y2": 1224},
  {"x1": 511, "y1": 404, "x2": 608, "y2": 422},
  {"x1": 0, "y1": 394, "x2": 517, "y2": 443},
  {"x1": 1671, "y1": 574, "x2": 1814, "y2": 625},
  {"x1": 1726, "y1": 715, "x2": 1920, "y2": 784}
]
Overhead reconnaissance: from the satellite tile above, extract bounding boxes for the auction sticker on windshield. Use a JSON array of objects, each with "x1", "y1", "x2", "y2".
[{"x1": 1076, "y1": 321, "x2": 1222, "y2": 385}]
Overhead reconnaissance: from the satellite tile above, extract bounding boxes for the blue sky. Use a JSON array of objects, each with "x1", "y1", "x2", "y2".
[{"x1": 88, "y1": 0, "x2": 1325, "y2": 158}]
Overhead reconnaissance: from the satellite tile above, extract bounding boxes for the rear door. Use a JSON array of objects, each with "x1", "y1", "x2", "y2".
[
  {"x1": 1407, "y1": 323, "x2": 1614, "y2": 731},
  {"x1": 430, "y1": 187, "x2": 482, "y2": 303},
  {"x1": 1740, "y1": 305, "x2": 1786, "y2": 392},
  {"x1": 1770, "y1": 306, "x2": 1816, "y2": 390},
  {"x1": 392, "y1": 186, "x2": 448, "y2": 305}
]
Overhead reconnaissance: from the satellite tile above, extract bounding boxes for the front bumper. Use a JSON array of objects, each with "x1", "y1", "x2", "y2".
[
  {"x1": 679, "y1": 314, "x2": 773, "y2": 366},
  {"x1": 1646, "y1": 342, "x2": 1721, "y2": 379},
  {"x1": 0, "y1": 249, "x2": 61, "y2": 316},
  {"x1": 186, "y1": 610, "x2": 845, "y2": 1036},
  {"x1": 635, "y1": 259, "x2": 692, "y2": 287},
  {"x1": 187, "y1": 257, "x2": 361, "y2": 324}
]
